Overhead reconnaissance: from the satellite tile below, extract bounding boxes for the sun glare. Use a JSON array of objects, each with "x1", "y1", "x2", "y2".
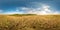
[{"x1": 36, "y1": 5, "x2": 52, "y2": 15}]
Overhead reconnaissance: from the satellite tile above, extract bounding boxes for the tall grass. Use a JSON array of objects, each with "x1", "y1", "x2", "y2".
[{"x1": 0, "y1": 15, "x2": 60, "y2": 30}]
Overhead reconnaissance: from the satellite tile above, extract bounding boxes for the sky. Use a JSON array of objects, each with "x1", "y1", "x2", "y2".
[{"x1": 0, "y1": 0, "x2": 60, "y2": 15}]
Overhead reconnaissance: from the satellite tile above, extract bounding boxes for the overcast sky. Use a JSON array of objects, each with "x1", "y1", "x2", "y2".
[{"x1": 0, "y1": 0, "x2": 60, "y2": 15}]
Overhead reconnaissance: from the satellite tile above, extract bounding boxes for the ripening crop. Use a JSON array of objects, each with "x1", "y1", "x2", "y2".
[{"x1": 0, "y1": 15, "x2": 60, "y2": 30}]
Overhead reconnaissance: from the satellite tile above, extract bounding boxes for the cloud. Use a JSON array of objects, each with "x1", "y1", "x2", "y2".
[
  {"x1": 16, "y1": 8, "x2": 20, "y2": 12},
  {"x1": 3, "y1": 2, "x2": 59, "y2": 15},
  {"x1": 4, "y1": 11, "x2": 23, "y2": 15},
  {"x1": 0, "y1": 10, "x2": 3, "y2": 13},
  {"x1": 18, "y1": 4, "x2": 59, "y2": 15}
]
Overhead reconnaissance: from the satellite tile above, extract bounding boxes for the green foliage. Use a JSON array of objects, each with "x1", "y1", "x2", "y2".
[{"x1": 10, "y1": 14, "x2": 37, "y2": 16}]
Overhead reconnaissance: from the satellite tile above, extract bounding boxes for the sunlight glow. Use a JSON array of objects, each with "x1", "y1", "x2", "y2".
[{"x1": 20, "y1": 4, "x2": 59, "y2": 15}]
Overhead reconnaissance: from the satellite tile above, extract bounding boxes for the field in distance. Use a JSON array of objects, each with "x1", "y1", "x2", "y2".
[{"x1": 0, "y1": 14, "x2": 60, "y2": 30}]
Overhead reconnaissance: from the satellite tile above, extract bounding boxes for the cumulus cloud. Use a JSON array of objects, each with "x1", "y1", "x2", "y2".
[
  {"x1": 19, "y1": 5, "x2": 59, "y2": 15},
  {"x1": 14, "y1": 2, "x2": 59, "y2": 15},
  {"x1": 0, "y1": 10, "x2": 3, "y2": 13}
]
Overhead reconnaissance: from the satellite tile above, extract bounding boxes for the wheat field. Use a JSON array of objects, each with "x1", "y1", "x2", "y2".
[{"x1": 0, "y1": 15, "x2": 60, "y2": 30}]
